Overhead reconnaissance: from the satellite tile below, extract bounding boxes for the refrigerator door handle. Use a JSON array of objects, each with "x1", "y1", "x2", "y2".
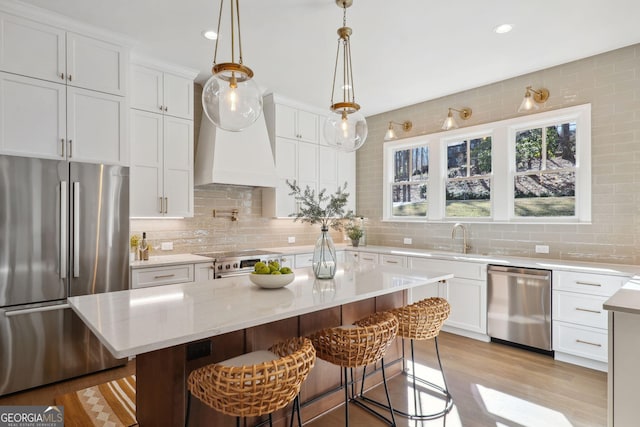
[
  {"x1": 73, "y1": 182, "x2": 80, "y2": 278},
  {"x1": 60, "y1": 181, "x2": 67, "y2": 279},
  {"x1": 5, "y1": 303, "x2": 70, "y2": 317}
]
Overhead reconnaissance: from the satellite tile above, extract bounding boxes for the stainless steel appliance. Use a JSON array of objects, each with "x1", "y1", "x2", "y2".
[
  {"x1": 487, "y1": 265, "x2": 552, "y2": 353},
  {"x1": 0, "y1": 155, "x2": 129, "y2": 396},
  {"x1": 195, "y1": 250, "x2": 282, "y2": 278}
]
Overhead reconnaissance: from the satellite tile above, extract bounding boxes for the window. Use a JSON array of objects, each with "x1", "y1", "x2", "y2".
[
  {"x1": 383, "y1": 104, "x2": 591, "y2": 223},
  {"x1": 514, "y1": 123, "x2": 576, "y2": 217},
  {"x1": 446, "y1": 136, "x2": 492, "y2": 218},
  {"x1": 391, "y1": 145, "x2": 429, "y2": 217}
]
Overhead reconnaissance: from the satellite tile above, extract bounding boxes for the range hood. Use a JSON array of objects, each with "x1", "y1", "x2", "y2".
[{"x1": 194, "y1": 113, "x2": 277, "y2": 187}]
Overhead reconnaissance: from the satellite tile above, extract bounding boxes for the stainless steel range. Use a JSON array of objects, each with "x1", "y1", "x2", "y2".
[{"x1": 195, "y1": 250, "x2": 283, "y2": 278}]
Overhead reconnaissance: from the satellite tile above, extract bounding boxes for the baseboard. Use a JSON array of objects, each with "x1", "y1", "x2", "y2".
[
  {"x1": 442, "y1": 326, "x2": 490, "y2": 342},
  {"x1": 554, "y1": 351, "x2": 608, "y2": 372}
]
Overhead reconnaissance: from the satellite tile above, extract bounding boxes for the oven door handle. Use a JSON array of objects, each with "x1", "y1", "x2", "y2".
[{"x1": 216, "y1": 271, "x2": 253, "y2": 279}]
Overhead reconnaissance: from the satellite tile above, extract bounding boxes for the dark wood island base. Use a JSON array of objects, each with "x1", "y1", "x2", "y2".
[{"x1": 136, "y1": 291, "x2": 406, "y2": 426}]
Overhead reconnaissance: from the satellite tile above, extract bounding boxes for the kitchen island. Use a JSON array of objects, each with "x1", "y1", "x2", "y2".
[{"x1": 68, "y1": 262, "x2": 452, "y2": 426}]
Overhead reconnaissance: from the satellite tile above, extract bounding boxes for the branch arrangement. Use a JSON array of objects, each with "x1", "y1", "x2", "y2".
[{"x1": 286, "y1": 180, "x2": 354, "y2": 230}]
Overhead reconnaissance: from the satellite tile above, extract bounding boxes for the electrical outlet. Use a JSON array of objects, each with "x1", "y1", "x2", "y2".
[
  {"x1": 161, "y1": 242, "x2": 173, "y2": 251},
  {"x1": 288, "y1": 236, "x2": 296, "y2": 244},
  {"x1": 403, "y1": 237, "x2": 412, "y2": 245},
  {"x1": 535, "y1": 245, "x2": 549, "y2": 254}
]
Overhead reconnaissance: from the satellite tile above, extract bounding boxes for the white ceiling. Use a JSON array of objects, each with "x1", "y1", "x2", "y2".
[{"x1": 16, "y1": 0, "x2": 640, "y2": 116}]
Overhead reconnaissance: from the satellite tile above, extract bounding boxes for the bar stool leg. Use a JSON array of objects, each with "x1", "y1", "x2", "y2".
[
  {"x1": 380, "y1": 358, "x2": 397, "y2": 427},
  {"x1": 344, "y1": 367, "x2": 350, "y2": 427},
  {"x1": 185, "y1": 391, "x2": 192, "y2": 427}
]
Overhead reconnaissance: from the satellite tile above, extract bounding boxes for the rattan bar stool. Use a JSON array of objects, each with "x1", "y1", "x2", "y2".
[
  {"x1": 185, "y1": 337, "x2": 316, "y2": 427},
  {"x1": 360, "y1": 297, "x2": 453, "y2": 420},
  {"x1": 308, "y1": 311, "x2": 399, "y2": 427}
]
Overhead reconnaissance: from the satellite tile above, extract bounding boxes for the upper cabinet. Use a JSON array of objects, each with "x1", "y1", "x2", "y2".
[
  {"x1": 0, "y1": 13, "x2": 127, "y2": 96},
  {"x1": 274, "y1": 103, "x2": 318, "y2": 143},
  {"x1": 131, "y1": 63, "x2": 194, "y2": 119},
  {"x1": 262, "y1": 94, "x2": 356, "y2": 217},
  {"x1": 0, "y1": 10, "x2": 129, "y2": 164}
]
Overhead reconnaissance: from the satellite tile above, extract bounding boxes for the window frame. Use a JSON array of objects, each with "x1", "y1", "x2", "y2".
[{"x1": 382, "y1": 104, "x2": 591, "y2": 223}]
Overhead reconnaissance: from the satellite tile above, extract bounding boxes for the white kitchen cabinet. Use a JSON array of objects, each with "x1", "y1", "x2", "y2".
[
  {"x1": 0, "y1": 72, "x2": 65, "y2": 159},
  {"x1": 0, "y1": 72, "x2": 126, "y2": 164},
  {"x1": 66, "y1": 86, "x2": 126, "y2": 164},
  {"x1": 349, "y1": 251, "x2": 379, "y2": 265},
  {"x1": 380, "y1": 254, "x2": 407, "y2": 267},
  {"x1": 294, "y1": 253, "x2": 314, "y2": 268},
  {"x1": 408, "y1": 257, "x2": 488, "y2": 339},
  {"x1": 263, "y1": 94, "x2": 356, "y2": 218},
  {"x1": 131, "y1": 63, "x2": 194, "y2": 119},
  {"x1": 194, "y1": 262, "x2": 215, "y2": 282},
  {"x1": 274, "y1": 103, "x2": 318, "y2": 143},
  {"x1": 552, "y1": 270, "x2": 627, "y2": 371},
  {"x1": 130, "y1": 110, "x2": 193, "y2": 217},
  {"x1": 0, "y1": 13, "x2": 127, "y2": 96},
  {"x1": 131, "y1": 264, "x2": 194, "y2": 289}
]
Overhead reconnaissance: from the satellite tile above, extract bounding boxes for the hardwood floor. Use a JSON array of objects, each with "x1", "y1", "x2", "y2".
[{"x1": 0, "y1": 333, "x2": 607, "y2": 427}]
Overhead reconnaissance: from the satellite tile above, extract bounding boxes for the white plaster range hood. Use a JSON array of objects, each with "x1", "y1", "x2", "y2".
[{"x1": 194, "y1": 113, "x2": 277, "y2": 187}]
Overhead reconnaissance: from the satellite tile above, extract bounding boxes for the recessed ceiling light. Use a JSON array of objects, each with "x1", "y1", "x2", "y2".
[
  {"x1": 493, "y1": 24, "x2": 513, "y2": 34},
  {"x1": 202, "y1": 30, "x2": 218, "y2": 40}
]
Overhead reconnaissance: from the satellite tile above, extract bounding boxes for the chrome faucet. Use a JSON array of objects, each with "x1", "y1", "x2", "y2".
[{"x1": 451, "y1": 223, "x2": 470, "y2": 254}]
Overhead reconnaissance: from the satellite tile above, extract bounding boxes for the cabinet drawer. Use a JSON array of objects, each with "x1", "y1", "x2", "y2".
[
  {"x1": 408, "y1": 257, "x2": 485, "y2": 280},
  {"x1": 553, "y1": 271, "x2": 626, "y2": 296},
  {"x1": 354, "y1": 252, "x2": 379, "y2": 264},
  {"x1": 380, "y1": 254, "x2": 406, "y2": 267},
  {"x1": 553, "y1": 291, "x2": 607, "y2": 329},
  {"x1": 132, "y1": 264, "x2": 194, "y2": 289},
  {"x1": 553, "y1": 322, "x2": 608, "y2": 362}
]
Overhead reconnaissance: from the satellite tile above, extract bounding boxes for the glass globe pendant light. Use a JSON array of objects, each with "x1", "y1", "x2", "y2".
[
  {"x1": 202, "y1": 0, "x2": 262, "y2": 132},
  {"x1": 323, "y1": 0, "x2": 368, "y2": 151}
]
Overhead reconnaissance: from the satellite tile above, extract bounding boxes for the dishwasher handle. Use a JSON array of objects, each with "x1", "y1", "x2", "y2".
[{"x1": 488, "y1": 270, "x2": 550, "y2": 281}]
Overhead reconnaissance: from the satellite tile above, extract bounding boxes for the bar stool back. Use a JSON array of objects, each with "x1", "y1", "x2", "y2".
[
  {"x1": 186, "y1": 337, "x2": 316, "y2": 427},
  {"x1": 362, "y1": 297, "x2": 452, "y2": 420},
  {"x1": 308, "y1": 311, "x2": 398, "y2": 426}
]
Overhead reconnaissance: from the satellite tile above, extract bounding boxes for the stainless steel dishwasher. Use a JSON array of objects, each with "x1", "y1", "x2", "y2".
[{"x1": 487, "y1": 265, "x2": 552, "y2": 353}]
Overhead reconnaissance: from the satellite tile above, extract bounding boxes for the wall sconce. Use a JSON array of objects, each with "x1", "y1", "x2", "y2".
[
  {"x1": 383, "y1": 120, "x2": 413, "y2": 141},
  {"x1": 518, "y1": 86, "x2": 549, "y2": 112},
  {"x1": 441, "y1": 107, "x2": 472, "y2": 131}
]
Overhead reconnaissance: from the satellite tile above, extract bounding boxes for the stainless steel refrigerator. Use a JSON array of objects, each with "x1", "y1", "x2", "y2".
[{"x1": 0, "y1": 155, "x2": 129, "y2": 396}]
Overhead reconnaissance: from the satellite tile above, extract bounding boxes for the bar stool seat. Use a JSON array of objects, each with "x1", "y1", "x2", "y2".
[
  {"x1": 186, "y1": 337, "x2": 316, "y2": 427},
  {"x1": 308, "y1": 311, "x2": 399, "y2": 426},
  {"x1": 361, "y1": 297, "x2": 453, "y2": 420}
]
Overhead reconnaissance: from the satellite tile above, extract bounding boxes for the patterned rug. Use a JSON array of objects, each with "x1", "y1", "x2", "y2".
[{"x1": 55, "y1": 375, "x2": 137, "y2": 427}]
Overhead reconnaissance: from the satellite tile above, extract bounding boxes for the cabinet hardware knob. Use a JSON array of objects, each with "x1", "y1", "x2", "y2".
[
  {"x1": 164, "y1": 197, "x2": 168, "y2": 214},
  {"x1": 68, "y1": 75, "x2": 72, "y2": 81},
  {"x1": 67, "y1": 140, "x2": 73, "y2": 158},
  {"x1": 60, "y1": 138, "x2": 65, "y2": 157},
  {"x1": 154, "y1": 274, "x2": 176, "y2": 279},
  {"x1": 159, "y1": 105, "x2": 164, "y2": 111},
  {"x1": 164, "y1": 106, "x2": 168, "y2": 112},
  {"x1": 60, "y1": 73, "x2": 65, "y2": 80},
  {"x1": 159, "y1": 197, "x2": 164, "y2": 214}
]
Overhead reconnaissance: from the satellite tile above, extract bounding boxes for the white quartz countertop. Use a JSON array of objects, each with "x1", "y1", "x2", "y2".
[
  {"x1": 130, "y1": 253, "x2": 212, "y2": 269},
  {"x1": 604, "y1": 276, "x2": 640, "y2": 314},
  {"x1": 68, "y1": 264, "x2": 452, "y2": 359}
]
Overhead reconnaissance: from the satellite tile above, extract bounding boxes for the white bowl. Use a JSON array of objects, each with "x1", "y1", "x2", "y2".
[{"x1": 249, "y1": 273, "x2": 295, "y2": 289}]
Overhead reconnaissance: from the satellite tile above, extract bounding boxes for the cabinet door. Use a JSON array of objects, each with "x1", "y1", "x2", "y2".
[
  {"x1": 131, "y1": 64, "x2": 163, "y2": 114},
  {"x1": 297, "y1": 109, "x2": 318, "y2": 143},
  {"x1": 66, "y1": 32, "x2": 127, "y2": 96},
  {"x1": 130, "y1": 110, "x2": 164, "y2": 217},
  {"x1": 297, "y1": 141, "x2": 318, "y2": 191},
  {"x1": 0, "y1": 13, "x2": 65, "y2": 84},
  {"x1": 273, "y1": 138, "x2": 297, "y2": 217},
  {"x1": 319, "y1": 145, "x2": 338, "y2": 193},
  {"x1": 441, "y1": 277, "x2": 487, "y2": 334},
  {"x1": 337, "y1": 150, "x2": 356, "y2": 212},
  {"x1": 163, "y1": 72, "x2": 193, "y2": 119},
  {"x1": 274, "y1": 104, "x2": 298, "y2": 139},
  {"x1": 0, "y1": 72, "x2": 66, "y2": 159},
  {"x1": 163, "y1": 116, "x2": 193, "y2": 217},
  {"x1": 66, "y1": 87, "x2": 126, "y2": 165}
]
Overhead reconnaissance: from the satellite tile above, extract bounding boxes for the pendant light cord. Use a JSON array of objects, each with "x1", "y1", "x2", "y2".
[
  {"x1": 236, "y1": 0, "x2": 244, "y2": 65},
  {"x1": 212, "y1": 0, "x2": 224, "y2": 66},
  {"x1": 211, "y1": 0, "x2": 244, "y2": 66}
]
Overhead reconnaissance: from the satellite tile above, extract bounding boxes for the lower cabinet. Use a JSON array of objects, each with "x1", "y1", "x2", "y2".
[
  {"x1": 552, "y1": 270, "x2": 627, "y2": 371},
  {"x1": 408, "y1": 257, "x2": 488, "y2": 339},
  {"x1": 131, "y1": 264, "x2": 194, "y2": 289},
  {"x1": 194, "y1": 262, "x2": 215, "y2": 282}
]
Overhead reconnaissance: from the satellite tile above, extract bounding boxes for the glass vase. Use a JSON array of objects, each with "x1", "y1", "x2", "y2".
[{"x1": 313, "y1": 226, "x2": 337, "y2": 279}]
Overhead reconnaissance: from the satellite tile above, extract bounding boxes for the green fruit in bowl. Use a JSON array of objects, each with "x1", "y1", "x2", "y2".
[
  {"x1": 268, "y1": 261, "x2": 280, "y2": 270},
  {"x1": 254, "y1": 261, "x2": 267, "y2": 271},
  {"x1": 271, "y1": 270, "x2": 282, "y2": 275},
  {"x1": 255, "y1": 265, "x2": 271, "y2": 274},
  {"x1": 280, "y1": 267, "x2": 293, "y2": 274}
]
